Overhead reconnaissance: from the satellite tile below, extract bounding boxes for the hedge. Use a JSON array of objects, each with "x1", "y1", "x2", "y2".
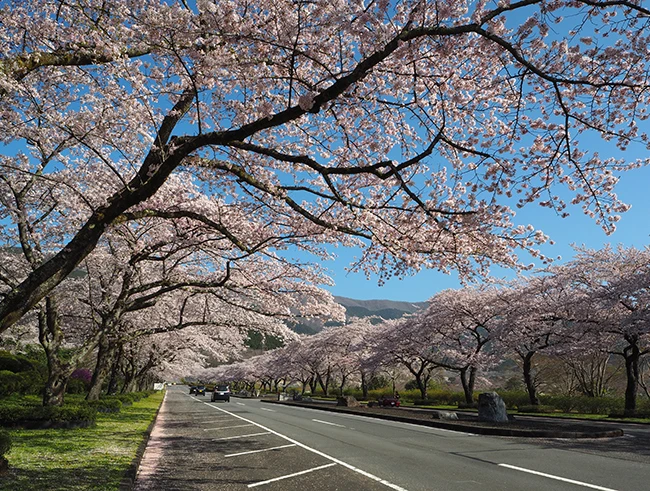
[
  {"x1": 85, "y1": 398, "x2": 123, "y2": 413},
  {"x1": 0, "y1": 402, "x2": 97, "y2": 427}
]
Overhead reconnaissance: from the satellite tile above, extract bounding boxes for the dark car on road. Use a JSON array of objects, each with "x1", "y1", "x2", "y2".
[
  {"x1": 195, "y1": 385, "x2": 206, "y2": 396},
  {"x1": 189, "y1": 385, "x2": 197, "y2": 395},
  {"x1": 212, "y1": 384, "x2": 231, "y2": 402}
]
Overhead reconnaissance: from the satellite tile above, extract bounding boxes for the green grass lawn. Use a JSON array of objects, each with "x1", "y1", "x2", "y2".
[{"x1": 1, "y1": 391, "x2": 164, "y2": 491}]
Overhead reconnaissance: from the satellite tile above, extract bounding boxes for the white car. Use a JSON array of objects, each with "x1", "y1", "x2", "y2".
[{"x1": 212, "y1": 384, "x2": 231, "y2": 402}]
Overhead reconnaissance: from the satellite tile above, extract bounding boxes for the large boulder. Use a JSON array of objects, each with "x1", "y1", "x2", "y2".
[
  {"x1": 478, "y1": 392, "x2": 509, "y2": 423},
  {"x1": 337, "y1": 395, "x2": 360, "y2": 407}
]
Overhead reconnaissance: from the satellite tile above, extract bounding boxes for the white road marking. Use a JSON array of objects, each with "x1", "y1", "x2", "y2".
[
  {"x1": 248, "y1": 463, "x2": 337, "y2": 488},
  {"x1": 225, "y1": 444, "x2": 297, "y2": 458},
  {"x1": 260, "y1": 408, "x2": 276, "y2": 412},
  {"x1": 498, "y1": 464, "x2": 619, "y2": 491},
  {"x1": 201, "y1": 417, "x2": 234, "y2": 423},
  {"x1": 212, "y1": 432, "x2": 271, "y2": 441},
  {"x1": 204, "y1": 402, "x2": 409, "y2": 491},
  {"x1": 236, "y1": 402, "x2": 246, "y2": 406},
  {"x1": 312, "y1": 419, "x2": 346, "y2": 428},
  {"x1": 203, "y1": 424, "x2": 255, "y2": 431}
]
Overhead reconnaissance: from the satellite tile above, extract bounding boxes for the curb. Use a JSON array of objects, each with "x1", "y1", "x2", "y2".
[
  {"x1": 118, "y1": 390, "x2": 166, "y2": 491},
  {"x1": 261, "y1": 400, "x2": 624, "y2": 439}
]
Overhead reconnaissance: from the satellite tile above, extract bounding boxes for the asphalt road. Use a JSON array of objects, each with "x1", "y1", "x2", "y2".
[{"x1": 133, "y1": 386, "x2": 649, "y2": 491}]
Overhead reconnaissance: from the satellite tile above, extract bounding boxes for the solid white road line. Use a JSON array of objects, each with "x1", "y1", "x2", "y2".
[
  {"x1": 312, "y1": 419, "x2": 346, "y2": 428},
  {"x1": 224, "y1": 444, "x2": 298, "y2": 458},
  {"x1": 247, "y1": 463, "x2": 337, "y2": 488},
  {"x1": 204, "y1": 402, "x2": 409, "y2": 491},
  {"x1": 212, "y1": 432, "x2": 271, "y2": 441},
  {"x1": 203, "y1": 424, "x2": 255, "y2": 431},
  {"x1": 498, "y1": 464, "x2": 619, "y2": 491}
]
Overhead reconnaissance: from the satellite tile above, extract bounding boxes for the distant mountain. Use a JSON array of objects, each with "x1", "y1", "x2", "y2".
[
  {"x1": 333, "y1": 296, "x2": 428, "y2": 320},
  {"x1": 286, "y1": 296, "x2": 428, "y2": 335}
]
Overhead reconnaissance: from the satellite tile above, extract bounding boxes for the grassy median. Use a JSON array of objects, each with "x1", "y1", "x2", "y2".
[{"x1": 0, "y1": 390, "x2": 164, "y2": 491}]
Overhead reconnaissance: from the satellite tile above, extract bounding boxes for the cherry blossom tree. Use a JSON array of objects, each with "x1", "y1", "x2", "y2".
[
  {"x1": 367, "y1": 318, "x2": 439, "y2": 400},
  {"x1": 497, "y1": 276, "x2": 584, "y2": 405},
  {"x1": 2, "y1": 0, "x2": 650, "y2": 331},
  {"x1": 562, "y1": 246, "x2": 650, "y2": 415},
  {"x1": 409, "y1": 286, "x2": 503, "y2": 404}
]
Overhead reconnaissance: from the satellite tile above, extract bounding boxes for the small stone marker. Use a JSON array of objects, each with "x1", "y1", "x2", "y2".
[
  {"x1": 433, "y1": 410, "x2": 458, "y2": 420},
  {"x1": 478, "y1": 392, "x2": 509, "y2": 422}
]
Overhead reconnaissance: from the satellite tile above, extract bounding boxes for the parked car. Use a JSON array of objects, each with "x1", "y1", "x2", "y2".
[
  {"x1": 212, "y1": 384, "x2": 231, "y2": 402},
  {"x1": 368, "y1": 395, "x2": 401, "y2": 407},
  {"x1": 195, "y1": 385, "x2": 206, "y2": 396}
]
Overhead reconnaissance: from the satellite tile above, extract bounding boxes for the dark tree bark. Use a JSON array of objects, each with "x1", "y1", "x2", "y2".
[
  {"x1": 459, "y1": 366, "x2": 477, "y2": 405},
  {"x1": 522, "y1": 352, "x2": 540, "y2": 405},
  {"x1": 86, "y1": 335, "x2": 118, "y2": 401}
]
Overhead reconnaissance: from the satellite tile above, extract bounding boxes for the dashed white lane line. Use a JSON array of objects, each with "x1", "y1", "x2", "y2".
[
  {"x1": 225, "y1": 444, "x2": 297, "y2": 458},
  {"x1": 204, "y1": 402, "x2": 409, "y2": 491},
  {"x1": 248, "y1": 463, "x2": 337, "y2": 488},
  {"x1": 213, "y1": 432, "x2": 271, "y2": 441},
  {"x1": 312, "y1": 419, "x2": 346, "y2": 428},
  {"x1": 236, "y1": 402, "x2": 246, "y2": 406},
  {"x1": 498, "y1": 464, "x2": 619, "y2": 491},
  {"x1": 203, "y1": 424, "x2": 255, "y2": 431},
  {"x1": 260, "y1": 408, "x2": 276, "y2": 412}
]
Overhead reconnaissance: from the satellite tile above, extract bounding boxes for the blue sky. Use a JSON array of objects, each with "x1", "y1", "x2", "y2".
[{"x1": 322, "y1": 160, "x2": 650, "y2": 303}]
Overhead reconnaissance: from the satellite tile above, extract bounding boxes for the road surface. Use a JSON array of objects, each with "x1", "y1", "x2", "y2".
[{"x1": 133, "y1": 386, "x2": 649, "y2": 491}]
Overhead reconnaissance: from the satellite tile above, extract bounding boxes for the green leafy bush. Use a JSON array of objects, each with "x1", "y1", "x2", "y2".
[
  {"x1": 496, "y1": 390, "x2": 532, "y2": 409},
  {"x1": 542, "y1": 395, "x2": 575, "y2": 413},
  {"x1": 572, "y1": 396, "x2": 624, "y2": 415},
  {"x1": 0, "y1": 400, "x2": 97, "y2": 426},
  {"x1": 518, "y1": 405, "x2": 556, "y2": 413},
  {"x1": 0, "y1": 369, "x2": 44, "y2": 397},
  {"x1": 66, "y1": 378, "x2": 88, "y2": 395},
  {"x1": 0, "y1": 352, "x2": 35, "y2": 373},
  {"x1": 85, "y1": 398, "x2": 122, "y2": 413}
]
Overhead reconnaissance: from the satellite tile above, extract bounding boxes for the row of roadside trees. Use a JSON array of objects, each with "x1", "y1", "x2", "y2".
[{"x1": 202, "y1": 245, "x2": 650, "y2": 416}]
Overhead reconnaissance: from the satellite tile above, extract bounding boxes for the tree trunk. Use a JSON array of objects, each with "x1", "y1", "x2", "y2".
[
  {"x1": 86, "y1": 336, "x2": 117, "y2": 401},
  {"x1": 360, "y1": 371, "x2": 369, "y2": 400},
  {"x1": 39, "y1": 298, "x2": 72, "y2": 406},
  {"x1": 522, "y1": 352, "x2": 540, "y2": 405},
  {"x1": 43, "y1": 364, "x2": 71, "y2": 406},
  {"x1": 459, "y1": 367, "x2": 476, "y2": 405},
  {"x1": 339, "y1": 373, "x2": 347, "y2": 396},
  {"x1": 106, "y1": 345, "x2": 124, "y2": 395},
  {"x1": 623, "y1": 340, "x2": 640, "y2": 416},
  {"x1": 308, "y1": 376, "x2": 317, "y2": 394}
]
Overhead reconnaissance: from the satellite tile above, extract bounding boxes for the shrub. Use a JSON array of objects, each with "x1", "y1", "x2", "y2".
[
  {"x1": 542, "y1": 395, "x2": 575, "y2": 413},
  {"x1": 0, "y1": 352, "x2": 35, "y2": 373},
  {"x1": 85, "y1": 398, "x2": 122, "y2": 413},
  {"x1": 0, "y1": 401, "x2": 97, "y2": 426},
  {"x1": 517, "y1": 405, "x2": 556, "y2": 414},
  {"x1": 572, "y1": 396, "x2": 624, "y2": 415},
  {"x1": 496, "y1": 390, "x2": 531, "y2": 410},
  {"x1": 66, "y1": 378, "x2": 89, "y2": 395}
]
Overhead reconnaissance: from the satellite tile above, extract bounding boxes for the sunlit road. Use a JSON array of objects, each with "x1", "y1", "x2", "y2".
[{"x1": 133, "y1": 386, "x2": 649, "y2": 491}]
